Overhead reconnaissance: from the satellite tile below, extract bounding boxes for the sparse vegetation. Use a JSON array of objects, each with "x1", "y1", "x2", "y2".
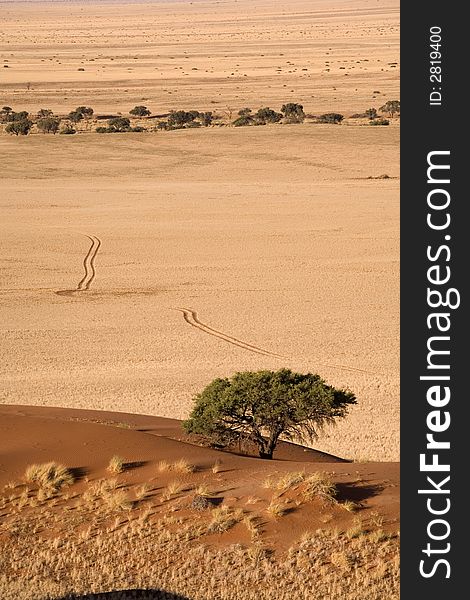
[
  {"x1": 207, "y1": 505, "x2": 243, "y2": 533},
  {"x1": 24, "y1": 462, "x2": 74, "y2": 491},
  {"x1": 281, "y1": 103, "x2": 305, "y2": 123},
  {"x1": 184, "y1": 369, "x2": 356, "y2": 459},
  {"x1": 6, "y1": 119, "x2": 33, "y2": 136},
  {"x1": 316, "y1": 113, "x2": 344, "y2": 124},
  {"x1": 107, "y1": 455, "x2": 125, "y2": 474},
  {"x1": 303, "y1": 472, "x2": 337, "y2": 503},
  {"x1": 370, "y1": 118, "x2": 390, "y2": 126},
  {"x1": 129, "y1": 105, "x2": 151, "y2": 117},
  {"x1": 379, "y1": 100, "x2": 400, "y2": 117},
  {"x1": 37, "y1": 116, "x2": 60, "y2": 134}
]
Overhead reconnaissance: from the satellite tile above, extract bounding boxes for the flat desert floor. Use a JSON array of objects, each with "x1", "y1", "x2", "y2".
[{"x1": 0, "y1": 0, "x2": 399, "y2": 462}]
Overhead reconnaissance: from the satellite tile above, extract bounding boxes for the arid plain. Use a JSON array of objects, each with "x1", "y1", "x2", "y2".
[
  {"x1": 1, "y1": 0, "x2": 399, "y2": 462},
  {"x1": 1, "y1": 1, "x2": 400, "y2": 597}
]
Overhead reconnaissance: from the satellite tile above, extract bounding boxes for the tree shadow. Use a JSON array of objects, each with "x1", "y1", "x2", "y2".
[
  {"x1": 59, "y1": 590, "x2": 190, "y2": 599},
  {"x1": 336, "y1": 481, "x2": 384, "y2": 504}
]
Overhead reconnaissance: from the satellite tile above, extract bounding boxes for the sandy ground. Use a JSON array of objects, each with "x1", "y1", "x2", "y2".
[
  {"x1": 0, "y1": 404, "x2": 400, "y2": 546},
  {"x1": 0, "y1": 404, "x2": 400, "y2": 599},
  {"x1": 0, "y1": 0, "x2": 399, "y2": 461},
  {"x1": 1, "y1": 0, "x2": 399, "y2": 115}
]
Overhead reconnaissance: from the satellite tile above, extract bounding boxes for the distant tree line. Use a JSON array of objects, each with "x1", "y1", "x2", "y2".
[{"x1": 0, "y1": 100, "x2": 400, "y2": 136}]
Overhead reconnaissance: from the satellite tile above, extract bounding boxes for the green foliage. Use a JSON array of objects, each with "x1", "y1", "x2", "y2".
[
  {"x1": 106, "y1": 117, "x2": 131, "y2": 132},
  {"x1": 369, "y1": 118, "x2": 390, "y2": 126},
  {"x1": 37, "y1": 108, "x2": 54, "y2": 119},
  {"x1": 75, "y1": 106, "x2": 94, "y2": 118},
  {"x1": 183, "y1": 369, "x2": 356, "y2": 459},
  {"x1": 129, "y1": 105, "x2": 151, "y2": 117},
  {"x1": 317, "y1": 113, "x2": 344, "y2": 124},
  {"x1": 365, "y1": 107, "x2": 378, "y2": 119},
  {"x1": 5, "y1": 119, "x2": 32, "y2": 136},
  {"x1": 68, "y1": 110, "x2": 83, "y2": 123},
  {"x1": 233, "y1": 115, "x2": 254, "y2": 127},
  {"x1": 379, "y1": 100, "x2": 400, "y2": 117},
  {"x1": 68, "y1": 106, "x2": 93, "y2": 123},
  {"x1": 254, "y1": 107, "x2": 283, "y2": 124},
  {"x1": 168, "y1": 110, "x2": 198, "y2": 126},
  {"x1": 281, "y1": 103, "x2": 305, "y2": 123},
  {"x1": 37, "y1": 117, "x2": 60, "y2": 134}
]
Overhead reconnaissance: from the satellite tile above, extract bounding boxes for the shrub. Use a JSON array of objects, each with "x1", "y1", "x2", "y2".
[
  {"x1": 4, "y1": 110, "x2": 30, "y2": 123},
  {"x1": 365, "y1": 107, "x2": 378, "y2": 119},
  {"x1": 317, "y1": 113, "x2": 344, "y2": 124},
  {"x1": 129, "y1": 105, "x2": 151, "y2": 117},
  {"x1": 183, "y1": 369, "x2": 356, "y2": 459},
  {"x1": 254, "y1": 107, "x2": 282, "y2": 124},
  {"x1": 233, "y1": 115, "x2": 254, "y2": 127},
  {"x1": 168, "y1": 110, "x2": 198, "y2": 127},
  {"x1": 96, "y1": 126, "x2": 109, "y2": 133},
  {"x1": 106, "y1": 117, "x2": 131, "y2": 132},
  {"x1": 60, "y1": 124, "x2": 76, "y2": 135},
  {"x1": 281, "y1": 103, "x2": 305, "y2": 123},
  {"x1": 370, "y1": 118, "x2": 390, "y2": 126},
  {"x1": 131, "y1": 126, "x2": 146, "y2": 132},
  {"x1": 68, "y1": 110, "x2": 83, "y2": 123},
  {"x1": 37, "y1": 108, "x2": 53, "y2": 119},
  {"x1": 200, "y1": 111, "x2": 213, "y2": 126},
  {"x1": 37, "y1": 117, "x2": 60, "y2": 134},
  {"x1": 6, "y1": 119, "x2": 32, "y2": 135},
  {"x1": 75, "y1": 106, "x2": 94, "y2": 118},
  {"x1": 238, "y1": 108, "x2": 252, "y2": 117}
]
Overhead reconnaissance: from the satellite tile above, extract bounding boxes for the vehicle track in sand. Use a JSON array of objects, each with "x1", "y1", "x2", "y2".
[
  {"x1": 55, "y1": 235, "x2": 101, "y2": 296},
  {"x1": 173, "y1": 307, "x2": 285, "y2": 359},
  {"x1": 174, "y1": 307, "x2": 377, "y2": 375}
]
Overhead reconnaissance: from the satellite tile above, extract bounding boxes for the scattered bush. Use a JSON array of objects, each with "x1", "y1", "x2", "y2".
[
  {"x1": 37, "y1": 117, "x2": 60, "y2": 134},
  {"x1": 207, "y1": 505, "x2": 243, "y2": 533},
  {"x1": 370, "y1": 118, "x2": 390, "y2": 126},
  {"x1": 168, "y1": 110, "x2": 198, "y2": 127},
  {"x1": 365, "y1": 107, "x2": 378, "y2": 119},
  {"x1": 317, "y1": 113, "x2": 344, "y2": 124},
  {"x1": 37, "y1": 108, "x2": 53, "y2": 119},
  {"x1": 6, "y1": 119, "x2": 33, "y2": 135},
  {"x1": 60, "y1": 124, "x2": 76, "y2": 135},
  {"x1": 281, "y1": 103, "x2": 305, "y2": 123},
  {"x1": 68, "y1": 110, "x2": 83, "y2": 123},
  {"x1": 129, "y1": 105, "x2": 151, "y2": 117},
  {"x1": 254, "y1": 107, "x2": 282, "y2": 124},
  {"x1": 233, "y1": 115, "x2": 254, "y2": 127},
  {"x1": 238, "y1": 108, "x2": 252, "y2": 117}
]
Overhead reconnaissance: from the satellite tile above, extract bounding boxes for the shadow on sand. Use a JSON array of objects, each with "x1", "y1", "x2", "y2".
[{"x1": 59, "y1": 590, "x2": 190, "y2": 600}]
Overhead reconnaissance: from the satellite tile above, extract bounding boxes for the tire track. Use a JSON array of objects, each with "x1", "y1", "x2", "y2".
[
  {"x1": 174, "y1": 306, "x2": 377, "y2": 375},
  {"x1": 174, "y1": 307, "x2": 285, "y2": 359},
  {"x1": 55, "y1": 234, "x2": 101, "y2": 296}
]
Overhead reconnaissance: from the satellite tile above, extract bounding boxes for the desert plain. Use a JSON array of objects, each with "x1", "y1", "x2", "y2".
[{"x1": 0, "y1": 0, "x2": 400, "y2": 597}]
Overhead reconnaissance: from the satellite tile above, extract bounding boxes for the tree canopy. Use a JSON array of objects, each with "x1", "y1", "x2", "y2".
[{"x1": 183, "y1": 369, "x2": 356, "y2": 459}]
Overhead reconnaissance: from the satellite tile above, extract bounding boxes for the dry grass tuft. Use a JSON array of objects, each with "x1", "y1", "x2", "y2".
[
  {"x1": 341, "y1": 500, "x2": 360, "y2": 512},
  {"x1": 266, "y1": 499, "x2": 288, "y2": 519},
  {"x1": 276, "y1": 471, "x2": 305, "y2": 494},
  {"x1": 303, "y1": 472, "x2": 337, "y2": 503},
  {"x1": 211, "y1": 460, "x2": 222, "y2": 474},
  {"x1": 107, "y1": 456, "x2": 125, "y2": 474},
  {"x1": 162, "y1": 480, "x2": 184, "y2": 501},
  {"x1": 172, "y1": 459, "x2": 196, "y2": 474},
  {"x1": 24, "y1": 462, "x2": 74, "y2": 491},
  {"x1": 103, "y1": 490, "x2": 133, "y2": 512},
  {"x1": 207, "y1": 505, "x2": 243, "y2": 533}
]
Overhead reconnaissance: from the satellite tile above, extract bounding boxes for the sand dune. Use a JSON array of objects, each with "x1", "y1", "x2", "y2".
[{"x1": 0, "y1": 404, "x2": 399, "y2": 599}]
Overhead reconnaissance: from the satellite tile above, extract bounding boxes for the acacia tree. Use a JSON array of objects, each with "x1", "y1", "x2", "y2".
[
  {"x1": 37, "y1": 117, "x2": 60, "y2": 134},
  {"x1": 183, "y1": 369, "x2": 356, "y2": 459},
  {"x1": 379, "y1": 100, "x2": 400, "y2": 117},
  {"x1": 6, "y1": 119, "x2": 33, "y2": 136}
]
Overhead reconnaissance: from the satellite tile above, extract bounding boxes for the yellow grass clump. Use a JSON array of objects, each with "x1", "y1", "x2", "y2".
[
  {"x1": 107, "y1": 456, "x2": 125, "y2": 474},
  {"x1": 24, "y1": 462, "x2": 74, "y2": 491}
]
